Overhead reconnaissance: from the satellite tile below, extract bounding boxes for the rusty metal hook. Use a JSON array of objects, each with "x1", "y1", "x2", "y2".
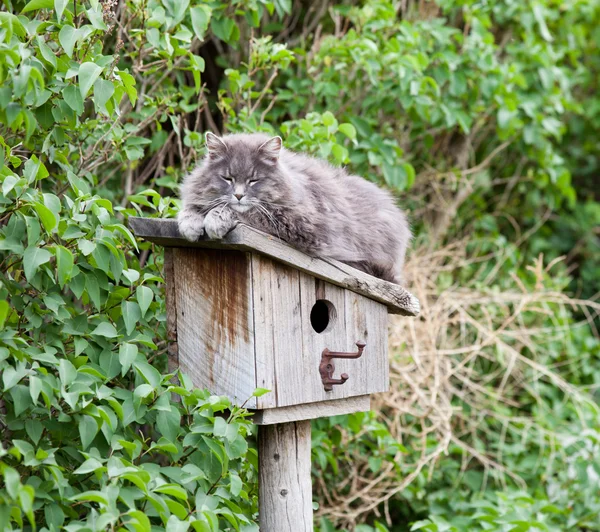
[{"x1": 319, "y1": 341, "x2": 366, "y2": 392}]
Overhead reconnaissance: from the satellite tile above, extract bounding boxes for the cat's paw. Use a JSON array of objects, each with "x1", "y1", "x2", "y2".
[
  {"x1": 204, "y1": 208, "x2": 237, "y2": 239},
  {"x1": 178, "y1": 212, "x2": 205, "y2": 241}
]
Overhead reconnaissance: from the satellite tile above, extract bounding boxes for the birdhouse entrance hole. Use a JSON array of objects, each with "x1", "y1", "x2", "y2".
[{"x1": 310, "y1": 299, "x2": 336, "y2": 333}]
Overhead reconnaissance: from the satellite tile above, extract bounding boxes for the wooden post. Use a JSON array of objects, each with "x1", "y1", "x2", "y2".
[{"x1": 258, "y1": 420, "x2": 314, "y2": 531}]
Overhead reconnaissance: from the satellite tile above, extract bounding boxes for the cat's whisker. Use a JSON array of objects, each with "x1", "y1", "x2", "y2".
[
  {"x1": 196, "y1": 198, "x2": 229, "y2": 211},
  {"x1": 253, "y1": 203, "x2": 282, "y2": 239}
]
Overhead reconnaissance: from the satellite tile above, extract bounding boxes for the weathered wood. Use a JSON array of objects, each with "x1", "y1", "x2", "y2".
[
  {"x1": 251, "y1": 255, "x2": 389, "y2": 408},
  {"x1": 129, "y1": 217, "x2": 420, "y2": 316},
  {"x1": 172, "y1": 248, "x2": 257, "y2": 409},
  {"x1": 252, "y1": 395, "x2": 371, "y2": 425},
  {"x1": 251, "y1": 254, "x2": 303, "y2": 410},
  {"x1": 258, "y1": 420, "x2": 313, "y2": 532},
  {"x1": 297, "y1": 272, "x2": 348, "y2": 403},
  {"x1": 163, "y1": 248, "x2": 179, "y2": 373},
  {"x1": 342, "y1": 290, "x2": 389, "y2": 399}
]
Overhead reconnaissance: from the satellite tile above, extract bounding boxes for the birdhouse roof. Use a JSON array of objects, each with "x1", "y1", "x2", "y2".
[{"x1": 129, "y1": 217, "x2": 420, "y2": 316}]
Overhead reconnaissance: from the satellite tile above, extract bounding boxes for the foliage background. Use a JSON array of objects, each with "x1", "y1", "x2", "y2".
[{"x1": 0, "y1": 0, "x2": 599, "y2": 530}]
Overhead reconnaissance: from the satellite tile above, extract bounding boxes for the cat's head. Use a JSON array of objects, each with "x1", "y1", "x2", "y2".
[{"x1": 200, "y1": 132, "x2": 286, "y2": 213}]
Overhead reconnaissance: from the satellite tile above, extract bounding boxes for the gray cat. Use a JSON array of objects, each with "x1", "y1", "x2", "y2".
[{"x1": 177, "y1": 132, "x2": 411, "y2": 283}]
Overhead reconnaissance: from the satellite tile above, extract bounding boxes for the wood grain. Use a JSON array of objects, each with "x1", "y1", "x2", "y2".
[
  {"x1": 258, "y1": 420, "x2": 313, "y2": 532},
  {"x1": 251, "y1": 255, "x2": 389, "y2": 408},
  {"x1": 251, "y1": 254, "x2": 303, "y2": 410},
  {"x1": 173, "y1": 247, "x2": 257, "y2": 409},
  {"x1": 297, "y1": 272, "x2": 347, "y2": 404},
  {"x1": 252, "y1": 395, "x2": 371, "y2": 425},
  {"x1": 129, "y1": 217, "x2": 420, "y2": 316},
  {"x1": 163, "y1": 248, "x2": 179, "y2": 373},
  {"x1": 343, "y1": 290, "x2": 389, "y2": 398}
]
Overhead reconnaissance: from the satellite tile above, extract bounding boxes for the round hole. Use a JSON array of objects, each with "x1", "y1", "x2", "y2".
[{"x1": 310, "y1": 299, "x2": 336, "y2": 333}]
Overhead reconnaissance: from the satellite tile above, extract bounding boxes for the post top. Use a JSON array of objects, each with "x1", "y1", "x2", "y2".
[{"x1": 129, "y1": 217, "x2": 420, "y2": 316}]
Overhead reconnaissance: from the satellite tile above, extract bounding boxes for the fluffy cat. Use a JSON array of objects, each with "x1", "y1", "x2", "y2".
[{"x1": 177, "y1": 132, "x2": 411, "y2": 283}]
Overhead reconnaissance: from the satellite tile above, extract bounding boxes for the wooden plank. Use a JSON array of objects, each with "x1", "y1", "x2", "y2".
[
  {"x1": 252, "y1": 259, "x2": 388, "y2": 407},
  {"x1": 343, "y1": 291, "x2": 389, "y2": 397},
  {"x1": 297, "y1": 273, "x2": 349, "y2": 405},
  {"x1": 251, "y1": 254, "x2": 303, "y2": 410},
  {"x1": 129, "y1": 217, "x2": 420, "y2": 316},
  {"x1": 258, "y1": 421, "x2": 313, "y2": 532},
  {"x1": 173, "y1": 248, "x2": 257, "y2": 409},
  {"x1": 252, "y1": 395, "x2": 371, "y2": 425},
  {"x1": 163, "y1": 248, "x2": 178, "y2": 373}
]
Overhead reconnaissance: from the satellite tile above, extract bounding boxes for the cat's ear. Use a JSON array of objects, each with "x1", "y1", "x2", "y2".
[
  {"x1": 205, "y1": 132, "x2": 228, "y2": 160},
  {"x1": 257, "y1": 136, "x2": 282, "y2": 164}
]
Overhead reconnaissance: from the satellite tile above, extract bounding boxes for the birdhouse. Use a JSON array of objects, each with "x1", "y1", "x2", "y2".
[{"x1": 129, "y1": 218, "x2": 420, "y2": 424}]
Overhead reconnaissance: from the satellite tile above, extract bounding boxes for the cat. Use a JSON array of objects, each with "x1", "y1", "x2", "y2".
[{"x1": 177, "y1": 132, "x2": 412, "y2": 284}]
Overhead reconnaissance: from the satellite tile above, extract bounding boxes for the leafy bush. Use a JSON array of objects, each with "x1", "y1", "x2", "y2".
[
  {"x1": 0, "y1": 1, "x2": 268, "y2": 529},
  {"x1": 1, "y1": 0, "x2": 599, "y2": 530}
]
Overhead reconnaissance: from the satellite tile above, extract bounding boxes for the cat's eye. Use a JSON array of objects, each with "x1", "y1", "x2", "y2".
[
  {"x1": 220, "y1": 175, "x2": 233, "y2": 183},
  {"x1": 248, "y1": 179, "x2": 259, "y2": 186}
]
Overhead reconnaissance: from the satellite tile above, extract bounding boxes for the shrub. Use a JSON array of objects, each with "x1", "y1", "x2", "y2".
[{"x1": 1, "y1": 0, "x2": 599, "y2": 530}]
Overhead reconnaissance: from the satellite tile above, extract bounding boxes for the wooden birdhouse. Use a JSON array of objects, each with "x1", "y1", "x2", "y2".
[
  {"x1": 130, "y1": 217, "x2": 420, "y2": 531},
  {"x1": 130, "y1": 218, "x2": 419, "y2": 422}
]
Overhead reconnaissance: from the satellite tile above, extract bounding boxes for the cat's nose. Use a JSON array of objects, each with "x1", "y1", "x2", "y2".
[{"x1": 234, "y1": 193, "x2": 244, "y2": 201}]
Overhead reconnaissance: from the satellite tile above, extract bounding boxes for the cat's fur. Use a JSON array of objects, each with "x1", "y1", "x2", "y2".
[{"x1": 177, "y1": 132, "x2": 411, "y2": 283}]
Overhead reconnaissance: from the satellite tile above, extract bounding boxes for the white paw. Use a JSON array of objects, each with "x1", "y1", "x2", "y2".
[
  {"x1": 178, "y1": 213, "x2": 205, "y2": 241},
  {"x1": 204, "y1": 208, "x2": 236, "y2": 239}
]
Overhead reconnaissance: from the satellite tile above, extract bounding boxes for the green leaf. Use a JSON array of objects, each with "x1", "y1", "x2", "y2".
[
  {"x1": 74, "y1": 458, "x2": 105, "y2": 475},
  {"x1": 70, "y1": 490, "x2": 108, "y2": 505},
  {"x1": 58, "y1": 25, "x2": 77, "y2": 58},
  {"x1": 91, "y1": 321, "x2": 118, "y2": 338},
  {"x1": 63, "y1": 85, "x2": 84, "y2": 115},
  {"x1": 25, "y1": 419, "x2": 44, "y2": 445},
  {"x1": 126, "y1": 510, "x2": 151, "y2": 530},
  {"x1": 134, "y1": 383, "x2": 154, "y2": 399},
  {"x1": 0, "y1": 13, "x2": 26, "y2": 39},
  {"x1": 79, "y1": 239, "x2": 96, "y2": 256},
  {"x1": 119, "y1": 343, "x2": 138, "y2": 375},
  {"x1": 338, "y1": 123, "x2": 357, "y2": 139},
  {"x1": 156, "y1": 406, "x2": 181, "y2": 442},
  {"x1": 32, "y1": 201, "x2": 57, "y2": 232},
  {"x1": 78, "y1": 415, "x2": 100, "y2": 450},
  {"x1": 533, "y1": 3, "x2": 553, "y2": 42},
  {"x1": 122, "y1": 301, "x2": 142, "y2": 335},
  {"x1": 79, "y1": 62, "x2": 103, "y2": 99},
  {"x1": 190, "y1": 6, "x2": 211, "y2": 39},
  {"x1": 23, "y1": 246, "x2": 52, "y2": 282},
  {"x1": 252, "y1": 388, "x2": 271, "y2": 397},
  {"x1": 55, "y1": 245, "x2": 74, "y2": 287},
  {"x1": 211, "y1": 17, "x2": 235, "y2": 43},
  {"x1": 402, "y1": 163, "x2": 416, "y2": 189},
  {"x1": 3, "y1": 467, "x2": 20, "y2": 499},
  {"x1": 21, "y1": 0, "x2": 53, "y2": 13},
  {"x1": 229, "y1": 473, "x2": 242, "y2": 497},
  {"x1": 54, "y1": 0, "x2": 69, "y2": 21},
  {"x1": 58, "y1": 358, "x2": 77, "y2": 386},
  {"x1": 225, "y1": 434, "x2": 247, "y2": 459},
  {"x1": 331, "y1": 144, "x2": 348, "y2": 164},
  {"x1": 0, "y1": 300, "x2": 9, "y2": 330},
  {"x1": 44, "y1": 505, "x2": 65, "y2": 529},
  {"x1": 212, "y1": 418, "x2": 227, "y2": 439},
  {"x1": 93, "y1": 79, "x2": 115, "y2": 114},
  {"x1": 37, "y1": 37, "x2": 57, "y2": 68},
  {"x1": 322, "y1": 111, "x2": 336, "y2": 127},
  {"x1": 154, "y1": 484, "x2": 188, "y2": 501},
  {"x1": 136, "y1": 285, "x2": 153, "y2": 317},
  {"x1": 118, "y1": 70, "x2": 137, "y2": 106},
  {"x1": 123, "y1": 269, "x2": 140, "y2": 284}
]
